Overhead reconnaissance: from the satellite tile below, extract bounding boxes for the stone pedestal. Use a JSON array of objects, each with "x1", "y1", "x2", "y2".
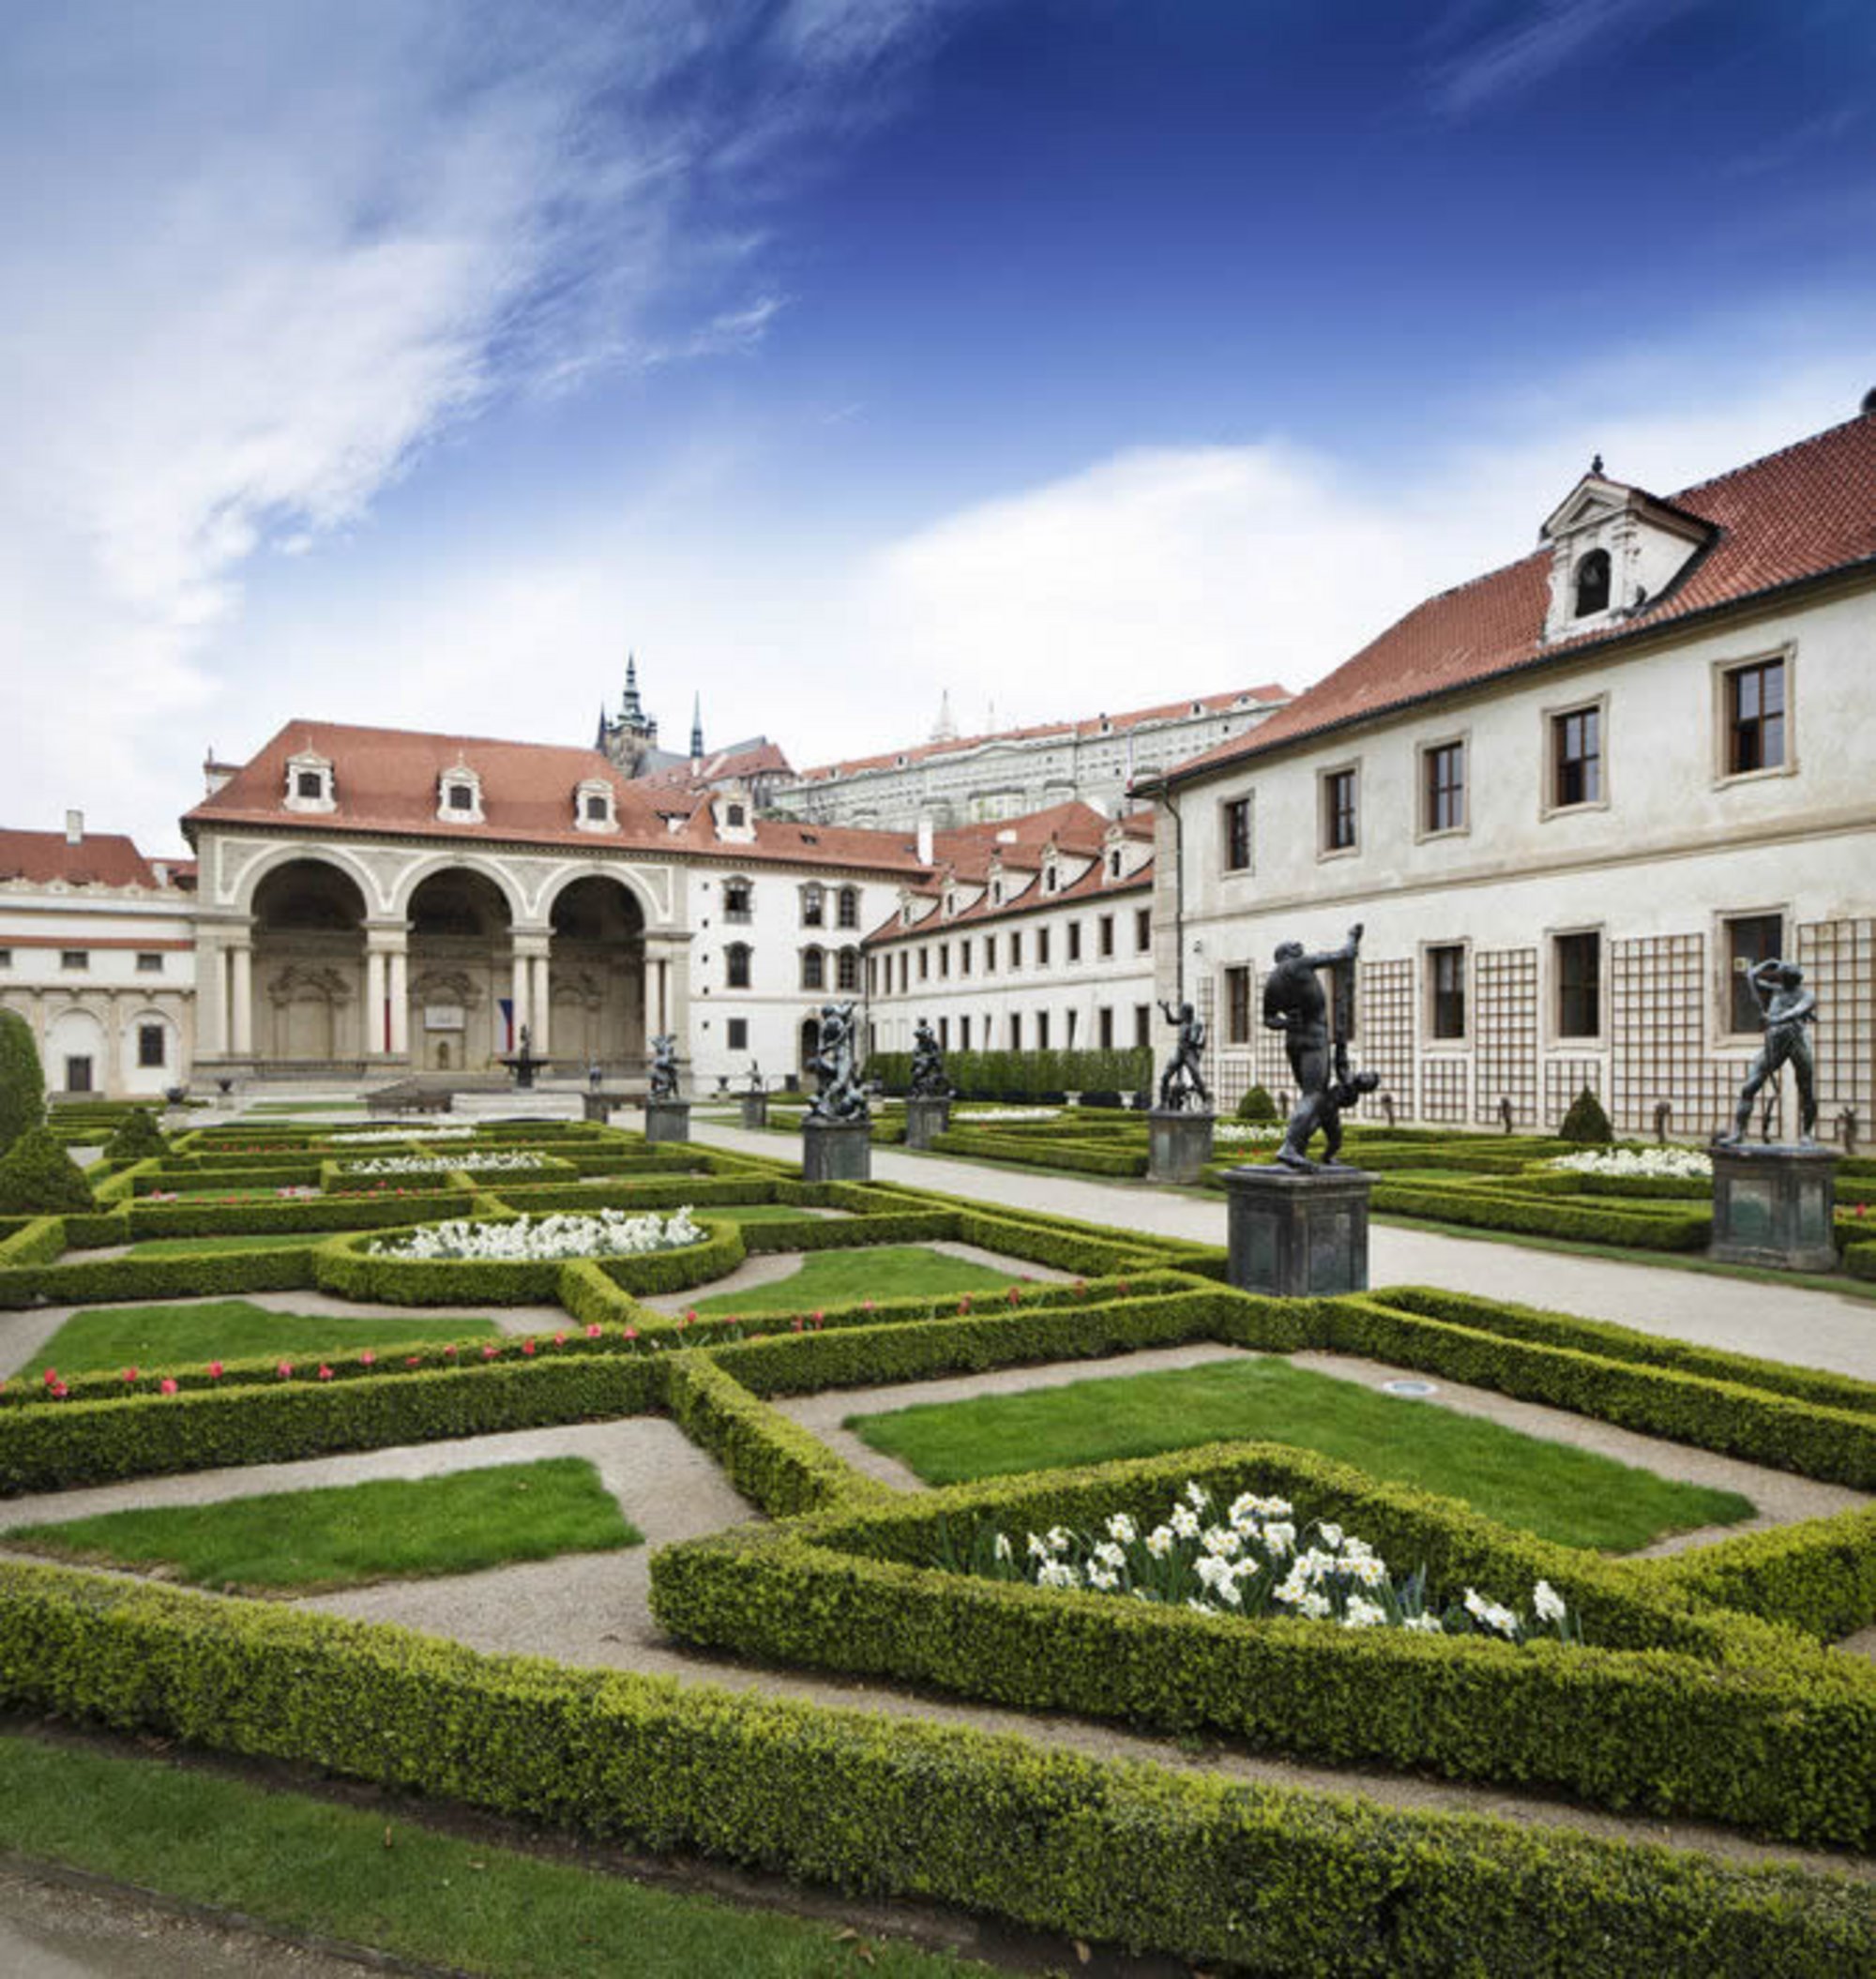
[
  {"x1": 903, "y1": 1095, "x2": 951, "y2": 1151},
  {"x1": 582, "y1": 1094, "x2": 616, "y2": 1124},
  {"x1": 643, "y1": 1099, "x2": 691, "y2": 1144},
  {"x1": 1708, "y1": 1143, "x2": 1839, "y2": 1273},
  {"x1": 740, "y1": 1092, "x2": 770, "y2": 1130},
  {"x1": 1225, "y1": 1164, "x2": 1374, "y2": 1297},
  {"x1": 802, "y1": 1116, "x2": 872, "y2": 1183},
  {"x1": 1148, "y1": 1108, "x2": 1214, "y2": 1185}
]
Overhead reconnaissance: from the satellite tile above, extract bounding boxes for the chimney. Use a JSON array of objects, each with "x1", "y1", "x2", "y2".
[
  {"x1": 64, "y1": 808, "x2": 83, "y2": 845},
  {"x1": 915, "y1": 816, "x2": 934, "y2": 866}
]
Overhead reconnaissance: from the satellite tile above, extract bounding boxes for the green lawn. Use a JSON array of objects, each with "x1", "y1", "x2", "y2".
[
  {"x1": 689, "y1": 1245, "x2": 1032, "y2": 1316},
  {"x1": 849, "y1": 1357, "x2": 1756, "y2": 1552},
  {"x1": 3, "y1": 1458, "x2": 640, "y2": 1594},
  {"x1": 0, "y1": 1733, "x2": 984, "y2": 1979},
  {"x1": 149, "y1": 1186, "x2": 324, "y2": 1203},
  {"x1": 704, "y1": 1202, "x2": 847, "y2": 1224},
  {"x1": 26, "y1": 1298, "x2": 501, "y2": 1380},
  {"x1": 125, "y1": 1231, "x2": 332, "y2": 1257}
]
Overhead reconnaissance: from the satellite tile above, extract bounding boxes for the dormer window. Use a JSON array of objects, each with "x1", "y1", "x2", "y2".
[
  {"x1": 1573, "y1": 550, "x2": 1611, "y2": 618},
  {"x1": 437, "y1": 763, "x2": 484, "y2": 823},
  {"x1": 574, "y1": 778, "x2": 617, "y2": 834},
  {"x1": 726, "y1": 803, "x2": 746, "y2": 827},
  {"x1": 1108, "y1": 849, "x2": 1123, "y2": 879},
  {"x1": 283, "y1": 751, "x2": 336, "y2": 814}
]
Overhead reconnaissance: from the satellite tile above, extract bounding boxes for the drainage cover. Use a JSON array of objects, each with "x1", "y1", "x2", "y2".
[{"x1": 1381, "y1": 1379, "x2": 1438, "y2": 1397}]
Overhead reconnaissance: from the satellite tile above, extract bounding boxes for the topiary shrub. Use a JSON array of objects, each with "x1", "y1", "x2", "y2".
[
  {"x1": 1558, "y1": 1085, "x2": 1613, "y2": 1143},
  {"x1": 1236, "y1": 1084, "x2": 1280, "y2": 1123},
  {"x1": 0, "y1": 1013, "x2": 45, "y2": 1157},
  {"x1": 101, "y1": 1109, "x2": 167, "y2": 1163},
  {"x1": 0, "y1": 1125, "x2": 96, "y2": 1215}
]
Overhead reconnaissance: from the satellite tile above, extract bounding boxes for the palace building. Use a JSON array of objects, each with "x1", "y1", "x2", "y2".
[{"x1": 1142, "y1": 400, "x2": 1876, "y2": 1141}]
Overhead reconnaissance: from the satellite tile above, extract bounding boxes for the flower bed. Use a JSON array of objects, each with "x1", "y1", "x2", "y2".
[
  {"x1": 367, "y1": 1206, "x2": 705, "y2": 1261},
  {"x1": 337, "y1": 1151, "x2": 555, "y2": 1177},
  {"x1": 1549, "y1": 1146, "x2": 1713, "y2": 1179}
]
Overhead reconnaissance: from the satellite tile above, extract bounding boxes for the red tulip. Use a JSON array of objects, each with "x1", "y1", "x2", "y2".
[
  {"x1": 359, "y1": 1350, "x2": 376, "y2": 1367},
  {"x1": 522, "y1": 1339, "x2": 536, "y2": 1356},
  {"x1": 318, "y1": 1365, "x2": 334, "y2": 1382},
  {"x1": 481, "y1": 1344, "x2": 499, "y2": 1360},
  {"x1": 207, "y1": 1361, "x2": 223, "y2": 1380},
  {"x1": 277, "y1": 1362, "x2": 294, "y2": 1380},
  {"x1": 159, "y1": 1378, "x2": 178, "y2": 1396},
  {"x1": 122, "y1": 1367, "x2": 139, "y2": 1383}
]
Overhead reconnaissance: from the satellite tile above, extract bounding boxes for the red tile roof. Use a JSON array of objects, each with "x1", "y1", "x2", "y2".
[
  {"x1": 865, "y1": 854, "x2": 1153, "y2": 946},
  {"x1": 790, "y1": 683, "x2": 1291, "y2": 782},
  {"x1": 184, "y1": 720, "x2": 930, "y2": 876},
  {"x1": 1159, "y1": 411, "x2": 1876, "y2": 787},
  {"x1": 634, "y1": 739, "x2": 794, "y2": 790},
  {"x1": 0, "y1": 829, "x2": 167, "y2": 889}
]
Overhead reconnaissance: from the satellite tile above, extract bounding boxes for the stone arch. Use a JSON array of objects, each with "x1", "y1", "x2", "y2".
[
  {"x1": 120, "y1": 1004, "x2": 181, "y2": 1095},
  {"x1": 548, "y1": 874, "x2": 646, "y2": 1072},
  {"x1": 231, "y1": 842, "x2": 382, "y2": 921},
  {"x1": 45, "y1": 1005, "x2": 105, "y2": 1095},
  {"x1": 406, "y1": 868, "x2": 516, "y2": 1072},
  {"x1": 250, "y1": 859, "x2": 369, "y2": 1065},
  {"x1": 389, "y1": 852, "x2": 530, "y2": 927},
  {"x1": 537, "y1": 861, "x2": 664, "y2": 929}
]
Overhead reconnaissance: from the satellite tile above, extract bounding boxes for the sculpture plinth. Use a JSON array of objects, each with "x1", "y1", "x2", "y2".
[
  {"x1": 582, "y1": 1093, "x2": 616, "y2": 1124},
  {"x1": 802, "y1": 1115, "x2": 871, "y2": 1184},
  {"x1": 1147, "y1": 1108, "x2": 1214, "y2": 1185},
  {"x1": 643, "y1": 1098, "x2": 691, "y2": 1145},
  {"x1": 903, "y1": 1095, "x2": 951, "y2": 1150},
  {"x1": 1225, "y1": 1164, "x2": 1374, "y2": 1297},
  {"x1": 1708, "y1": 1143, "x2": 1839, "y2": 1273},
  {"x1": 740, "y1": 1092, "x2": 770, "y2": 1131}
]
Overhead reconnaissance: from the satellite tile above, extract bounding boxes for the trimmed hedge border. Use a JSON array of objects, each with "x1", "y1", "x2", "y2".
[{"x1": 0, "y1": 1561, "x2": 1868, "y2": 1976}]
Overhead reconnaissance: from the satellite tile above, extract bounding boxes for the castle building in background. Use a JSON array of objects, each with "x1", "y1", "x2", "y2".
[
  {"x1": 773, "y1": 683, "x2": 1292, "y2": 833},
  {"x1": 1143, "y1": 402, "x2": 1876, "y2": 1141}
]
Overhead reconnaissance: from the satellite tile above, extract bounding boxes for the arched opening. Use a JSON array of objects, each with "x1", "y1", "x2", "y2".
[
  {"x1": 47, "y1": 1008, "x2": 105, "y2": 1095},
  {"x1": 251, "y1": 859, "x2": 369, "y2": 1065},
  {"x1": 1573, "y1": 549, "x2": 1611, "y2": 617},
  {"x1": 407, "y1": 869, "x2": 514, "y2": 1071},
  {"x1": 549, "y1": 875, "x2": 646, "y2": 1073},
  {"x1": 799, "y1": 1014, "x2": 822, "y2": 1079}
]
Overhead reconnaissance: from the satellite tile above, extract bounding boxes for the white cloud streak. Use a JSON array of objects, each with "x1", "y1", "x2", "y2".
[{"x1": 1426, "y1": 0, "x2": 1707, "y2": 116}]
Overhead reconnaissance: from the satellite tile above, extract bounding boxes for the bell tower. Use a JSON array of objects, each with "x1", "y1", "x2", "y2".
[{"x1": 597, "y1": 653, "x2": 659, "y2": 774}]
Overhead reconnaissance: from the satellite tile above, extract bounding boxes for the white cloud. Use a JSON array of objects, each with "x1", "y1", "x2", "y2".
[{"x1": 1426, "y1": 0, "x2": 1705, "y2": 117}]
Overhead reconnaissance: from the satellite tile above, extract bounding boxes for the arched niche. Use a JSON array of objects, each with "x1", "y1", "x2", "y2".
[{"x1": 251, "y1": 858, "x2": 369, "y2": 1064}]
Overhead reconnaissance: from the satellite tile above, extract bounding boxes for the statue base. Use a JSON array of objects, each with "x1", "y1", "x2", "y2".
[
  {"x1": 1708, "y1": 1143, "x2": 1839, "y2": 1273},
  {"x1": 1148, "y1": 1108, "x2": 1214, "y2": 1185},
  {"x1": 801, "y1": 1115, "x2": 872, "y2": 1184},
  {"x1": 903, "y1": 1095, "x2": 951, "y2": 1150},
  {"x1": 582, "y1": 1094, "x2": 616, "y2": 1124},
  {"x1": 1225, "y1": 1164, "x2": 1374, "y2": 1297},
  {"x1": 739, "y1": 1093, "x2": 769, "y2": 1131},
  {"x1": 643, "y1": 1099, "x2": 691, "y2": 1145}
]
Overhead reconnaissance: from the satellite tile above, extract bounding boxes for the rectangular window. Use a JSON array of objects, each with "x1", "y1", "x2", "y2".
[
  {"x1": 960, "y1": 1015, "x2": 972, "y2": 1050},
  {"x1": 1554, "y1": 931, "x2": 1601, "y2": 1038},
  {"x1": 1133, "y1": 1005, "x2": 1151, "y2": 1050},
  {"x1": 65, "y1": 1055, "x2": 93, "y2": 1094},
  {"x1": 1551, "y1": 706, "x2": 1601, "y2": 808},
  {"x1": 1726, "y1": 914, "x2": 1785, "y2": 1033},
  {"x1": 1009, "y1": 1013, "x2": 1022, "y2": 1052},
  {"x1": 295, "y1": 770, "x2": 324, "y2": 800},
  {"x1": 898, "y1": 953, "x2": 909, "y2": 993},
  {"x1": 1134, "y1": 907, "x2": 1151, "y2": 952},
  {"x1": 727, "y1": 1018, "x2": 749, "y2": 1050},
  {"x1": 1222, "y1": 796, "x2": 1252, "y2": 872},
  {"x1": 1424, "y1": 743, "x2": 1465, "y2": 834},
  {"x1": 723, "y1": 880, "x2": 752, "y2": 923},
  {"x1": 60, "y1": 950, "x2": 87, "y2": 972},
  {"x1": 918, "y1": 948, "x2": 929, "y2": 980},
  {"x1": 1429, "y1": 944, "x2": 1467, "y2": 1040},
  {"x1": 1098, "y1": 914, "x2": 1114, "y2": 959},
  {"x1": 1066, "y1": 1008, "x2": 1078, "y2": 1046},
  {"x1": 938, "y1": 1016, "x2": 949, "y2": 1049},
  {"x1": 984, "y1": 937, "x2": 996, "y2": 974},
  {"x1": 584, "y1": 794, "x2": 609, "y2": 821},
  {"x1": 1225, "y1": 964, "x2": 1251, "y2": 1045},
  {"x1": 1037, "y1": 1010, "x2": 1051, "y2": 1050},
  {"x1": 802, "y1": 888, "x2": 825, "y2": 928},
  {"x1": 136, "y1": 952, "x2": 164, "y2": 974},
  {"x1": 1097, "y1": 1005, "x2": 1114, "y2": 1050},
  {"x1": 1037, "y1": 927, "x2": 1051, "y2": 968},
  {"x1": 0, "y1": 950, "x2": 10, "y2": 970},
  {"x1": 1009, "y1": 931, "x2": 1022, "y2": 970},
  {"x1": 726, "y1": 944, "x2": 751, "y2": 989},
  {"x1": 1726, "y1": 658, "x2": 1785, "y2": 775},
  {"x1": 1067, "y1": 922, "x2": 1082, "y2": 963},
  {"x1": 447, "y1": 783, "x2": 474, "y2": 810},
  {"x1": 1322, "y1": 767, "x2": 1357, "y2": 852},
  {"x1": 137, "y1": 1023, "x2": 166, "y2": 1068},
  {"x1": 939, "y1": 944, "x2": 950, "y2": 978},
  {"x1": 960, "y1": 943, "x2": 972, "y2": 977},
  {"x1": 837, "y1": 889, "x2": 859, "y2": 929}
]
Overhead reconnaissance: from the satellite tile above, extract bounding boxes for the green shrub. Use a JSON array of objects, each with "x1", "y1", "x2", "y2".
[
  {"x1": 100, "y1": 1110, "x2": 168, "y2": 1163},
  {"x1": 0, "y1": 1127, "x2": 96, "y2": 1216},
  {"x1": 1560, "y1": 1085, "x2": 1614, "y2": 1143},
  {"x1": 1236, "y1": 1084, "x2": 1280, "y2": 1123},
  {"x1": 0, "y1": 1013, "x2": 45, "y2": 1157},
  {"x1": 0, "y1": 1244, "x2": 318, "y2": 1310},
  {"x1": 1637, "y1": 1504, "x2": 1876, "y2": 1641}
]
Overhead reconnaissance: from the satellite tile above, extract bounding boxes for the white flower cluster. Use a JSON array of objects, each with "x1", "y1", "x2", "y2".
[
  {"x1": 328, "y1": 1125, "x2": 480, "y2": 1145},
  {"x1": 954, "y1": 1108, "x2": 1064, "y2": 1122},
  {"x1": 1215, "y1": 1124, "x2": 1284, "y2": 1142},
  {"x1": 1549, "y1": 1146, "x2": 1711, "y2": 1179},
  {"x1": 369, "y1": 1206, "x2": 704, "y2": 1261},
  {"x1": 969, "y1": 1481, "x2": 1579, "y2": 1644},
  {"x1": 340, "y1": 1151, "x2": 551, "y2": 1177}
]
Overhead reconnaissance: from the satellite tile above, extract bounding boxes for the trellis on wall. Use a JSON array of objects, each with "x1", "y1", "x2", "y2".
[
  {"x1": 1420, "y1": 1056, "x2": 1469, "y2": 1124},
  {"x1": 1610, "y1": 932, "x2": 1730, "y2": 1137},
  {"x1": 1355, "y1": 957, "x2": 1414, "y2": 1121},
  {"x1": 1545, "y1": 1057, "x2": 1605, "y2": 1126},
  {"x1": 1800, "y1": 916, "x2": 1874, "y2": 1131},
  {"x1": 1473, "y1": 947, "x2": 1537, "y2": 1127}
]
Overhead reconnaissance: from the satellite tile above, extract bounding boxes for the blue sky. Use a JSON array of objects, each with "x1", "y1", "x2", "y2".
[{"x1": 2, "y1": 0, "x2": 1871, "y2": 848}]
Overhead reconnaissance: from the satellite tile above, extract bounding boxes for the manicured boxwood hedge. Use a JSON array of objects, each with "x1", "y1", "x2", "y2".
[
  {"x1": 1369, "y1": 1177, "x2": 1712, "y2": 1249},
  {"x1": 1637, "y1": 1503, "x2": 1876, "y2": 1643},
  {"x1": 930, "y1": 1127, "x2": 1149, "y2": 1179},
  {"x1": 650, "y1": 1439, "x2": 1876, "y2": 1849},
  {"x1": 0, "y1": 1240, "x2": 319, "y2": 1309},
  {"x1": 2, "y1": 1563, "x2": 1866, "y2": 1977},
  {"x1": 123, "y1": 1187, "x2": 476, "y2": 1240}
]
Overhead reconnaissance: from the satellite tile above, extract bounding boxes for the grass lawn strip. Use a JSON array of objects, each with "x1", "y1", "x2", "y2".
[
  {"x1": 23, "y1": 1299, "x2": 502, "y2": 1380},
  {"x1": 0, "y1": 1732, "x2": 985, "y2": 1979},
  {"x1": 0, "y1": 1457, "x2": 640, "y2": 1594},
  {"x1": 846, "y1": 1355, "x2": 1757, "y2": 1551},
  {"x1": 125, "y1": 1233, "x2": 347, "y2": 1258},
  {"x1": 688, "y1": 1244, "x2": 1031, "y2": 1317}
]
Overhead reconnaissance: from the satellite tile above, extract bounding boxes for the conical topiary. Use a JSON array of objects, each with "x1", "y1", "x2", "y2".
[
  {"x1": 0, "y1": 1011, "x2": 45, "y2": 1158},
  {"x1": 1236, "y1": 1084, "x2": 1280, "y2": 1123},
  {"x1": 1558, "y1": 1085, "x2": 1613, "y2": 1144},
  {"x1": 102, "y1": 1107, "x2": 168, "y2": 1162},
  {"x1": 0, "y1": 1125, "x2": 97, "y2": 1215}
]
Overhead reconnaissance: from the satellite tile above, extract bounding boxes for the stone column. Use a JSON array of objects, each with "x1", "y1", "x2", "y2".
[
  {"x1": 511, "y1": 931, "x2": 552, "y2": 1058},
  {"x1": 509, "y1": 952, "x2": 531, "y2": 1049},
  {"x1": 364, "y1": 923, "x2": 411, "y2": 1060},
  {"x1": 229, "y1": 939, "x2": 254, "y2": 1056},
  {"x1": 531, "y1": 952, "x2": 552, "y2": 1057},
  {"x1": 195, "y1": 929, "x2": 228, "y2": 1058},
  {"x1": 103, "y1": 991, "x2": 123, "y2": 1095},
  {"x1": 365, "y1": 950, "x2": 387, "y2": 1054},
  {"x1": 387, "y1": 945, "x2": 409, "y2": 1056}
]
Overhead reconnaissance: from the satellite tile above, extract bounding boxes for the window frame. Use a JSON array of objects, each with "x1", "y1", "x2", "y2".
[
  {"x1": 60, "y1": 950, "x2": 88, "y2": 972},
  {"x1": 1543, "y1": 695, "x2": 1608, "y2": 817},
  {"x1": 726, "y1": 1017, "x2": 749, "y2": 1051},
  {"x1": 1717, "y1": 908, "x2": 1788, "y2": 1039},
  {"x1": 1417, "y1": 735, "x2": 1469, "y2": 840},
  {"x1": 799, "y1": 945, "x2": 826, "y2": 992},
  {"x1": 1318, "y1": 761, "x2": 1359, "y2": 858},
  {"x1": 1550, "y1": 927, "x2": 1604, "y2": 1042},
  {"x1": 724, "y1": 942, "x2": 752, "y2": 990},
  {"x1": 1424, "y1": 941, "x2": 1469, "y2": 1044},
  {"x1": 137, "y1": 1021, "x2": 167, "y2": 1069},
  {"x1": 1714, "y1": 648, "x2": 1795, "y2": 785},
  {"x1": 135, "y1": 952, "x2": 165, "y2": 974},
  {"x1": 1221, "y1": 794, "x2": 1253, "y2": 874},
  {"x1": 1224, "y1": 964, "x2": 1252, "y2": 1046}
]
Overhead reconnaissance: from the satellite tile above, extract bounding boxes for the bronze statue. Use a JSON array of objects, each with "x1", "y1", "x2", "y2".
[
  {"x1": 909, "y1": 1018, "x2": 951, "y2": 1098},
  {"x1": 647, "y1": 1033, "x2": 680, "y2": 1101},
  {"x1": 808, "y1": 1001, "x2": 870, "y2": 1122},
  {"x1": 746, "y1": 1061, "x2": 764, "y2": 1095},
  {"x1": 1263, "y1": 924, "x2": 1370, "y2": 1169},
  {"x1": 1719, "y1": 959, "x2": 1818, "y2": 1145},
  {"x1": 1157, "y1": 1000, "x2": 1210, "y2": 1111}
]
